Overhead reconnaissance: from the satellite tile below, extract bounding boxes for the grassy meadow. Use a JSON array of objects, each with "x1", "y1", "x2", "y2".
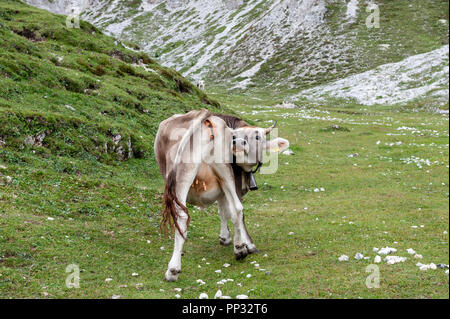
[{"x1": 0, "y1": 0, "x2": 448, "y2": 299}]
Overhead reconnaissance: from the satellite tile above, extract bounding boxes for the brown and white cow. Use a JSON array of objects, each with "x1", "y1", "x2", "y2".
[{"x1": 154, "y1": 109, "x2": 289, "y2": 281}]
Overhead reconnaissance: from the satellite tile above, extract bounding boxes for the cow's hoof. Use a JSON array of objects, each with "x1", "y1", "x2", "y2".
[
  {"x1": 219, "y1": 236, "x2": 232, "y2": 246},
  {"x1": 248, "y1": 246, "x2": 259, "y2": 254},
  {"x1": 164, "y1": 268, "x2": 181, "y2": 282},
  {"x1": 234, "y1": 244, "x2": 249, "y2": 260}
]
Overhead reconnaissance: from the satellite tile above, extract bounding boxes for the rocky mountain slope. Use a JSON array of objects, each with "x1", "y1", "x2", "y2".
[
  {"x1": 22, "y1": 0, "x2": 449, "y2": 108},
  {"x1": 294, "y1": 45, "x2": 449, "y2": 107},
  {"x1": 23, "y1": 0, "x2": 449, "y2": 93}
]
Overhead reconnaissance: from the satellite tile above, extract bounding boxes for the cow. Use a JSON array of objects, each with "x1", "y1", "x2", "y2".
[
  {"x1": 197, "y1": 80, "x2": 205, "y2": 90},
  {"x1": 154, "y1": 109, "x2": 289, "y2": 281}
]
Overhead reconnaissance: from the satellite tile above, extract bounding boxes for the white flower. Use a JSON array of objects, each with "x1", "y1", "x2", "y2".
[
  {"x1": 199, "y1": 293, "x2": 208, "y2": 299},
  {"x1": 174, "y1": 294, "x2": 181, "y2": 299},
  {"x1": 338, "y1": 255, "x2": 349, "y2": 262},
  {"x1": 223, "y1": 263, "x2": 231, "y2": 268},
  {"x1": 215, "y1": 270, "x2": 222, "y2": 274},
  {"x1": 174, "y1": 288, "x2": 182, "y2": 292},
  {"x1": 131, "y1": 272, "x2": 139, "y2": 277},
  {"x1": 105, "y1": 278, "x2": 113, "y2": 282},
  {"x1": 236, "y1": 295, "x2": 249, "y2": 299},
  {"x1": 406, "y1": 248, "x2": 416, "y2": 255},
  {"x1": 374, "y1": 256, "x2": 381, "y2": 263},
  {"x1": 47, "y1": 217, "x2": 54, "y2": 221},
  {"x1": 354, "y1": 253, "x2": 364, "y2": 260},
  {"x1": 246, "y1": 274, "x2": 252, "y2": 278}
]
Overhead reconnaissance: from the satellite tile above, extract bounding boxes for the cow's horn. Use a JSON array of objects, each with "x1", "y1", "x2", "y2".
[{"x1": 265, "y1": 120, "x2": 277, "y2": 135}]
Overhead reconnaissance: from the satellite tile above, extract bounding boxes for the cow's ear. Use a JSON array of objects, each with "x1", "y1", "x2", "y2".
[{"x1": 265, "y1": 138, "x2": 289, "y2": 153}]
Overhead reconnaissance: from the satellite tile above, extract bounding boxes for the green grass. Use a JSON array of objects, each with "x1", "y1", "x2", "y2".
[{"x1": 0, "y1": 0, "x2": 448, "y2": 299}]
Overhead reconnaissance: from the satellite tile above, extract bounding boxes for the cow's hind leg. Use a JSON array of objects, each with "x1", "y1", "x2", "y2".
[
  {"x1": 218, "y1": 197, "x2": 232, "y2": 246},
  {"x1": 164, "y1": 164, "x2": 199, "y2": 282}
]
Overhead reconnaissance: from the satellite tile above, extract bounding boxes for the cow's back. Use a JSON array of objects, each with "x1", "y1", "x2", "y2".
[{"x1": 154, "y1": 109, "x2": 209, "y2": 180}]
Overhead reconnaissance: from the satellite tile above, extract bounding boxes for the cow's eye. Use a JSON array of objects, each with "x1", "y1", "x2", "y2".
[{"x1": 255, "y1": 135, "x2": 260, "y2": 140}]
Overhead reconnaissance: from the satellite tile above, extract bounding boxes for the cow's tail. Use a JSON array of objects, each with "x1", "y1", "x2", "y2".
[{"x1": 161, "y1": 109, "x2": 211, "y2": 239}]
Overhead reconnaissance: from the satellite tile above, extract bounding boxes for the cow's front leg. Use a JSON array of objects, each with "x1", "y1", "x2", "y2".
[
  {"x1": 218, "y1": 197, "x2": 232, "y2": 246},
  {"x1": 230, "y1": 205, "x2": 250, "y2": 260},
  {"x1": 215, "y1": 165, "x2": 256, "y2": 260},
  {"x1": 240, "y1": 213, "x2": 258, "y2": 254},
  {"x1": 219, "y1": 194, "x2": 253, "y2": 260}
]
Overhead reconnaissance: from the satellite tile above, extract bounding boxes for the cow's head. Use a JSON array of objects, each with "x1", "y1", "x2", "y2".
[{"x1": 232, "y1": 122, "x2": 289, "y2": 173}]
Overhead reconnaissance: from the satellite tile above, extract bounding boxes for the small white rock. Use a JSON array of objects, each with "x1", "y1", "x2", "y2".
[
  {"x1": 338, "y1": 255, "x2": 349, "y2": 262},
  {"x1": 196, "y1": 279, "x2": 205, "y2": 285},
  {"x1": 378, "y1": 247, "x2": 397, "y2": 255},
  {"x1": 223, "y1": 263, "x2": 231, "y2": 268},
  {"x1": 131, "y1": 272, "x2": 139, "y2": 277},
  {"x1": 406, "y1": 248, "x2": 416, "y2": 255},
  {"x1": 215, "y1": 270, "x2": 222, "y2": 274},
  {"x1": 384, "y1": 256, "x2": 406, "y2": 264},
  {"x1": 174, "y1": 294, "x2": 181, "y2": 299},
  {"x1": 236, "y1": 294, "x2": 249, "y2": 299},
  {"x1": 199, "y1": 293, "x2": 209, "y2": 299},
  {"x1": 105, "y1": 278, "x2": 113, "y2": 282}
]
